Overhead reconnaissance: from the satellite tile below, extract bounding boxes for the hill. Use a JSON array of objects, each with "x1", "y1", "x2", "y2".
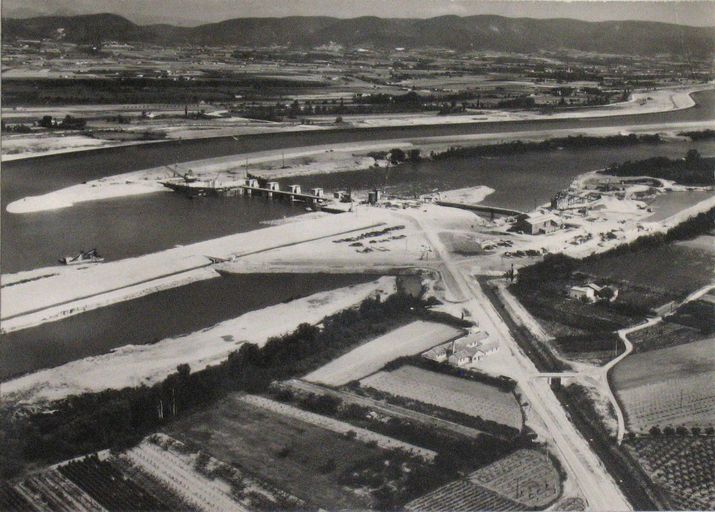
[{"x1": 2, "y1": 13, "x2": 713, "y2": 56}]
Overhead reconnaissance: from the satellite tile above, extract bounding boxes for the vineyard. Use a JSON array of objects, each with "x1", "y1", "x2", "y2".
[
  {"x1": 360, "y1": 365, "x2": 522, "y2": 429},
  {"x1": 612, "y1": 337, "x2": 715, "y2": 431},
  {"x1": 627, "y1": 435, "x2": 715, "y2": 511},
  {"x1": 57, "y1": 455, "x2": 174, "y2": 511},
  {"x1": 468, "y1": 449, "x2": 562, "y2": 508},
  {"x1": 618, "y1": 374, "x2": 715, "y2": 431},
  {"x1": 405, "y1": 478, "x2": 522, "y2": 511},
  {"x1": 1, "y1": 433, "x2": 310, "y2": 512}
]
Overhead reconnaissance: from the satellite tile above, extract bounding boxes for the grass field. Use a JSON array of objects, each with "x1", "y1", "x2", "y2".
[
  {"x1": 304, "y1": 321, "x2": 463, "y2": 386},
  {"x1": 167, "y1": 393, "x2": 419, "y2": 509},
  {"x1": 361, "y1": 365, "x2": 522, "y2": 430},
  {"x1": 627, "y1": 435, "x2": 715, "y2": 511},
  {"x1": 612, "y1": 337, "x2": 715, "y2": 430}
]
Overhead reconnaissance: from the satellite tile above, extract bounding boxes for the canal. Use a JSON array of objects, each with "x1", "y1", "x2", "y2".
[{"x1": 0, "y1": 272, "x2": 378, "y2": 381}]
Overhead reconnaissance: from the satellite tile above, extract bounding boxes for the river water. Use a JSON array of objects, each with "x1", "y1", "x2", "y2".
[
  {"x1": 3, "y1": 139, "x2": 714, "y2": 273},
  {"x1": 0, "y1": 272, "x2": 377, "y2": 381}
]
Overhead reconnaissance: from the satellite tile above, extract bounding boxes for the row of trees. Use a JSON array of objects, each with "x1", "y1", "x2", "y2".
[
  {"x1": 431, "y1": 133, "x2": 661, "y2": 160},
  {"x1": 604, "y1": 149, "x2": 714, "y2": 185}
]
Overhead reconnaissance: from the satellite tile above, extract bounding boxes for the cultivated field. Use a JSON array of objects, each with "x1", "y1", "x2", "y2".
[
  {"x1": 168, "y1": 392, "x2": 424, "y2": 509},
  {"x1": 612, "y1": 337, "x2": 715, "y2": 431},
  {"x1": 627, "y1": 435, "x2": 715, "y2": 511},
  {"x1": 405, "y1": 478, "x2": 522, "y2": 511},
  {"x1": 468, "y1": 449, "x2": 562, "y2": 508},
  {"x1": 123, "y1": 441, "x2": 248, "y2": 512},
  {"x1": 360, "y1": 365, "x2": 522, "y2": 429},
  {"x1": 240, "y1": 394, "x2": 436, "y2": 460},
  {"x1": 57, "y1": 455, "x2": 177, "y2": 511},
  {"x1": 579, "y1": 244, "x2": 715, "y2": 298},
  {"x1": 304, "y1": 320, "x2": 463, "y2": 385},
  {"x1": 628, "y1": 321, "x2": 705, "y2": 353},
  {"x1": 9, "y1": 468, "x2": 106, "y2": 512}
]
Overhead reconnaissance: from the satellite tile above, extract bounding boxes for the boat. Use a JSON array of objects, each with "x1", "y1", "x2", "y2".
[{"x1": 59, "y1": 249, "x2": 104, "y2": 265}]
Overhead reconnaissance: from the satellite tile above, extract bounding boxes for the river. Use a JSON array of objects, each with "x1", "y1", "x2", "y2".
[
  {"x1": 0, "y1": 272, "x2": 377, "y2": 381},
  {"x1": 3, "y1": 139, "x2": 714, "y2": 273}
]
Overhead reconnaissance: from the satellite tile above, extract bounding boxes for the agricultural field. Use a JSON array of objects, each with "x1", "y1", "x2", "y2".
[
  {"x1": 240, "y1": 394, "x2": 437, "y2": 460},
  {"x1": 360, "y1": 365, "x2": 522, "y2": 430},
  {"x1": 468, "y1": 449, "x2": 562, "y2": 508},
  {"x1": 627, "y1": 321, "x2": 705, "y2": 353},
  {"x1": 122, "y1": 434, "x2": 305, "y2": 511},
  {"x1": 167, "y1": 392, "x2": 429, "y2": 510},
  {"x1": 57, "y1": 455, "x2": 177, "y2": 511},
  {"x1": 612, "y1": 337, "x2": 715, "y2": 431},
  {"x1": 666, "y1": 298, "x2": 715, "y2": 334},
  {"x1": 627, "y1": 435, "x2": 715, "y2": 511},
  {"x1": 2, "y1": 434, "x2": 307, "y2": 512},
  {"x1": 7, "y1": 467, "x2": 107, "y2": 512},
  {"x1": 405, "y1": 478, "x2": 522, "y2": 511},
  {"x1": 304, "y1": 320, "x2": 463, "y2": 386},
  {"x1": 551, "y1": 332, "x2": 624, "y2": 366},
  {"x1": 578, "y1": 243, "x2": 715, "y2": 299}
]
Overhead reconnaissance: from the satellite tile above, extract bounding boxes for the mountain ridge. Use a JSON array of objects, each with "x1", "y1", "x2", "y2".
[{"x1": 3, "y1": 13, "x2": 713, "y2": 56}]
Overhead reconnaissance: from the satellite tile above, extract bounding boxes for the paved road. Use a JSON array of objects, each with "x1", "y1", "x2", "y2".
[{"x1": 403, "y1": 209, "x2": 633, "y2": 511}]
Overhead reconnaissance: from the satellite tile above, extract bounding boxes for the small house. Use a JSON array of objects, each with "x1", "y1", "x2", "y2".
[{"x1": 569, "y1": 285, "x2": 596, "y2": 302}]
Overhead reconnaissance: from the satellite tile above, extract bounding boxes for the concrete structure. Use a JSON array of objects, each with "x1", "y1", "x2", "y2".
[
  {"x1": 551, "y1": 191, "x2": 579, "y2": 210},
  {"x1": 368, "y1": 189, "x2": 382, "y2": 205},
  {"x1": 266, "y1": 181, "x2": 280, "y2": 197},
  {"x1": 310, "y1": 188, "x2": 324, "y2": 198},
  {"x1": 514, "y1": 213, "x2": 561, "y2": 235}
]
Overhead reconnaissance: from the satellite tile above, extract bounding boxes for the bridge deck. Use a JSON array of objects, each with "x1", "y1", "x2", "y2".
[{"x1": 436, "y1": 200, "x2": 524, "y2": 217}]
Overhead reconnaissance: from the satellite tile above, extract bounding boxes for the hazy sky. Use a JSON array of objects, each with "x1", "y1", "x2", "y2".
[{"x1": 5, "y1": 0, "x2": 715, "y2": 27}]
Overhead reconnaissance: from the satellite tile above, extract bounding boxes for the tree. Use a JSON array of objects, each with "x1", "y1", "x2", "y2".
[
  {"x1": 407, "y1": 148, "x2": 421, "y2": 162},
  {"x1": 685, "y1": 149, "x2": 701, "y2": 168},
  {"x1": 176, "y1": 363, "x2": 191, "y2": 381},
  {"x1": 389, "y1": 148, "x2": 406, "y2": 164},
  {"x1": 38, "y1": 115, "x2": 54, "y2": 128}
]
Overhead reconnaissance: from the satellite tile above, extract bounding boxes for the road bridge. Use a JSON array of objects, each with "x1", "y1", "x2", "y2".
[{"x1": 435, "y1": 200, "x2": 525, "y2": 218}]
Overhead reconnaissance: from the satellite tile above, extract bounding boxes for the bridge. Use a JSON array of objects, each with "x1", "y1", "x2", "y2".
[
  {"x1": 435, "y1": 200, "x2": 525, "y2": 218},
  {"x1": 162, "y1": 179, "x2": 329, "y2": 207}
]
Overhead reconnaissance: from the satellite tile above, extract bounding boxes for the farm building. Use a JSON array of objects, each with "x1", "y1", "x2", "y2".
[
  {"x1": 422, "y1": 330, "x2": 493, "y2": 365},
  {"x1": 513, "y1": 213, "x2": 561, "y2": 235},
  {"x1": 448, "y1": 340, "x2": 499, "y2": 367},
  {"x1": 569, "y1": 285, "x2": 596, "y2": 302},
  {"x1": 568, "y1": 283, "x2": 618, "y2": 302}
]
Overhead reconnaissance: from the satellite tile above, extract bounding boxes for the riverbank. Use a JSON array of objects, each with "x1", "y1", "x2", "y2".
[
  {"x1": 0, "y1": 211, "x2": 396, "y2": 332},
  {"x1": 0, "y1": 276, "x2": 396, "y2": 405},
  {"x1": 2, "y1": 85, "x2": 709, "y2": 162},
  {"x1": 7, "y1": 121, "x2": 714, "y2": 215}
]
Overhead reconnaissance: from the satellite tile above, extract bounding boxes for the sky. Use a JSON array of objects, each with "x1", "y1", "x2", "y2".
[{"x1": 4, "y1": 0, "x2": 714, "y2": 27}]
